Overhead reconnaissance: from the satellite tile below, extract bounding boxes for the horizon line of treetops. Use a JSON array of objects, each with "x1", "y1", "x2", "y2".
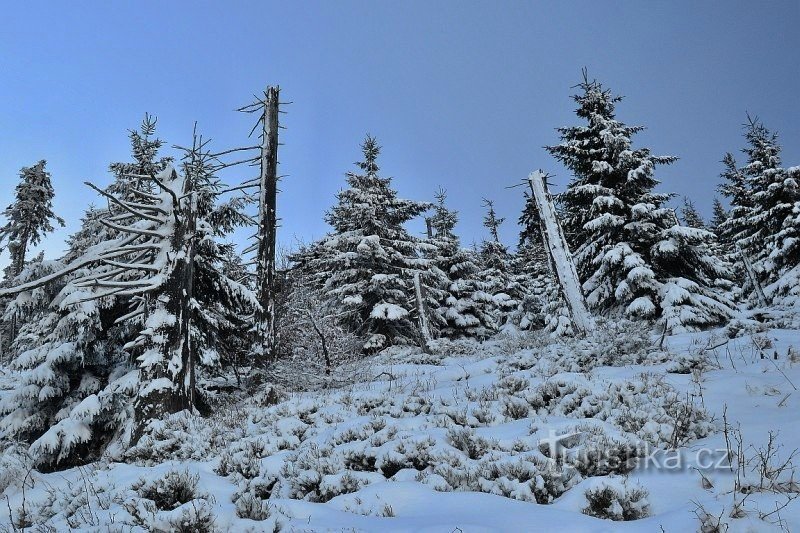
[{"x1": 0, "y1": 72, "x2": 797, "y2": 469}]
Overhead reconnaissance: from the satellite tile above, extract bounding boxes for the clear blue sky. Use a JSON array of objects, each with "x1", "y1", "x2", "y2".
[{"x1": 1, "y1": 1, "x2": 798, "y2": 267}]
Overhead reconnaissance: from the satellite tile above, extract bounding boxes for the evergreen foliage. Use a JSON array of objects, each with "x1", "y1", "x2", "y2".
[
  {"x1": 718, "y1": 116, "x2": 800, "y2": 303},
  {"x1": 0, "y1": 119, "x2": 256, "y2": 467},
  {"x1": 546, "y1": 72, "x2": 733, "y2": 330},
  {"x1": 428, "y1": 190, "x2": 495, "y2": 338},
  {"x1": 680, "y1": 198, "x2": 705, "y2": 229},
  {"x1": 0, "y1": 161, "x2": 64, "y2": 279},
  {"x1": 294, "y1": 136, "x2": 434, "y2": 352}
]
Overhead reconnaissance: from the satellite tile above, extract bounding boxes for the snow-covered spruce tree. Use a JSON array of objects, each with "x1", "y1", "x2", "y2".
[
  {"x1": 0, "y1": 117, "x2": 173, "y2": 465},
  {"x1": 680, "y1": 197, "x2": 705, "y2": 229},
  {"x1": 546, "y1": 73, "x2": 733, "y2": 330},
  {"x1": 710, "y1": 198, "x2": 728, "y2": 238},
  {"x1": 515, "y1": 189, "x2": 549, "y2": 277},
  {"x1": 0, "y1": 167, "x2": 190, "y2": 467},
  {"x1": 0, "y1": 161, "x2": 65, "y2": 353},
  {"x1": 737, "y1": 120, "x2": 796, "y2": 280},
  {"x1": 0, "y1": 160, "x2": 65, "y2": 279},
  {"x1": 477, "y1": 199, "x2": 520, "y2": 328},
  {"x1": 0, "y1": 126, "x2": 255, "y2": 468},
  {"x1": 106, "y1": 113, "x2": 172, "y2": 202},
  {"x1": 168, "y1": 133, "x2": 256, "y2": 395},
  {"x1": 717, "y1": 117, "x2": 800, "y2": 304},
  {"x1": 717, "y1": 152, "x2": 753, "y2": 251},
  {"x1": 295, "y1": 136, "x2": 433, "y2": 352},
  {"x1": 765, "y1": 165, "x2": 800, "y2": 306},
  {"x1": 718, "y1": 118, "x2": 781, "y2": 259},
  {"x1": 427, "y1": 189, "x2": 496, "y2": 338}
]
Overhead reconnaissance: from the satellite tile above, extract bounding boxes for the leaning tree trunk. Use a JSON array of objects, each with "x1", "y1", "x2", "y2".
[
  {"x1": 528, "y1": 170, "x2": 595, "y2": 335},
  {"x1": 133, "y1": 172, "x2": 197, "y2": 441},
  {"x1": 255, "y1": 85, "x2": 280, "y2": 362}
]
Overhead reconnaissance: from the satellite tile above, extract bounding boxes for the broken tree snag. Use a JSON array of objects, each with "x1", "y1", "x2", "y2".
[
  {"x1": 255, "y1": 85, "x2": 280, "y2": 362},
  {"x1": 413, "y1": 271, "x2": 433, "y2": 353},
  {"x1": 736, "y1": 243, "x2": 768, "y2": 308},
  {"x1": 133, "y1": 169, "x2": 197, "y2": 442},
  {"x1": 528, "y1": 170, "x2": 595, "y2": 334}
]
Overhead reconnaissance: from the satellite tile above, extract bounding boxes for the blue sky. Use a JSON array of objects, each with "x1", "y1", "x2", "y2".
[{"x1": 1, "y1": 1, "x2": 798, "y2": 266}]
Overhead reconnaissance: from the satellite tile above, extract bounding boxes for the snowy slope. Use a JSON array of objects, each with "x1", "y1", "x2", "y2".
[{"x1": 1, "y1": 322, "x2": 799, "y2": 532}]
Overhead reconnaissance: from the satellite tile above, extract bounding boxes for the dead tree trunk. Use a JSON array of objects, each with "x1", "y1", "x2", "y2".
[
  {"x1": 413, "y1": 271, "x2": 433, "y2": 353},
  {"x1": 528, "y1": 170, "x2": 595, "y2": 335},
  {"x1": 737, "y1": 243, "x2": 767, "y2": 307},
  {"x1": 255, "y1": 86, "x2": 280, "y2": 362}
]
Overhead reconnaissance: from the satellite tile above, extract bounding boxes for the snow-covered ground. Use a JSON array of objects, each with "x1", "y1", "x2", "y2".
[{"x1": 1, "y1": 320, "x2": 799, "y2": 532}]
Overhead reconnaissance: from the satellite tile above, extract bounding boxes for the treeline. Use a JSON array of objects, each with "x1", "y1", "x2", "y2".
[{"x1": 0, "y1": 73, "x2": 797, "y2": 470}]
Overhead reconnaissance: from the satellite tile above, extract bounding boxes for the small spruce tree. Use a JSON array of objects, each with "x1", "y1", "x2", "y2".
[
  {"x1": 547, "y1": 72, "x2": 733, "y2": 330},
  {"x1": 297, "y1": 136, "x2": 433, "y2": 352},
  {"x1": 0, "y1": 161, "x2": 64, "y2": 280}
]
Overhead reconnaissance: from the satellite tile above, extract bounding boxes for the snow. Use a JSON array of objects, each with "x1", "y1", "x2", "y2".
[
  {"x1": 3, "y1": 319, "x2": 799, "y2": 531},
  {"x1": 370, "y1": 302, "x2": 409, "y2": 321}
]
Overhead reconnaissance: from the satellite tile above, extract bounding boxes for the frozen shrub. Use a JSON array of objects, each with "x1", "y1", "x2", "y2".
[
  {"x1": 582, "y1": 482, "x2": 651, "y2": 521},
  {"x1": 569, "y1": 427, "x2": 643, "y2": 476},
  {"x1": 318, "y1": 472, "x2": 370, "y2": 502},
  {"x1": 131, "y1": 469, "x2": 201, "y2": 511},
  {"x1": 167, "y1": 500, "x2": 217, "y2": 533},
  {"x1": 447, "y1": 427, "x2": 489, "y2": 460},
  {"x1": 126, "y1": 412, "x2": 236, "y2": 464},
  {"x1": 343, "y1": 448, "x2": 378, "y2": 472},
  {"x1": 125, "y1": 470, "x2": 215, "y2": 533},
  {"x1": 235, "y1": 493, "x2": 271, "y2": 520},
  {"x1": 527, "y1": 379, "x2": 582, "y2": 412},
  {"x1": 0, "y1": 444, "x2": 33, "y2": 494},
  {"x1": 667, "y1": 351, "x2": 713, "y2": 374},
  {"x1": 496, "y1": 374, "x2": 529, "y2": 394},
  {"x1": 532, "y1": 460, "x2": 581, "y2": 504},
  {"x1": 502, "y1": 397, "x2": 531, "y2": 420},
  {"x1": 215, "y1": 441, "x2": 264, "y2": 479},
  {"x1": 378, "y1": 436, "x2": 436, "y2": 478}
]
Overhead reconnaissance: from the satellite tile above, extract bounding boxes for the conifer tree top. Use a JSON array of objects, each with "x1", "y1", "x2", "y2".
[
  {"x1": 742, "y1": 114, "x2": 781, "y2": 175},
  {"x1": 0, "y1": 160, "x2": 65, "y2": 279}
]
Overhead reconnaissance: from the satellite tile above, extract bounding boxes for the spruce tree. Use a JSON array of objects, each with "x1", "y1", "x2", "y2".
[
  {"x1": 547, "y1": 73, "x2": 733, "y2": 330},
  {"x1": 765, "y1": 165, "x2": 800, "y2": 304},
  {"x1": 508, "y1": 189, "x2": 551, "y2": 331},
  {"x1": 680, "y1": 197, "x2": 705, "y2": 229},
  {"x1": 428, "y1": 190, "x2": 495, "y2": 338},
  {"x1": 718, "y1": 116, "x2": 799, "y2": 302},
  {"x1": 0, "y1": 122, "x2": 256, "y2": 467},
  {"x1": 718, "y1": 152, "x2": 753, "y2": 250},
  {"x1": 477, "y1": 199, "x2": 519, "y2": 327},
  {"x1": 710, "y1": 198, "x2": 728, "y2": 237},
  {"x1": 0, "y1": 161, "x2": 64, "y2": 279},
  {"x1": 298, "y1": 136, "x2": 432, "y2": 352}
]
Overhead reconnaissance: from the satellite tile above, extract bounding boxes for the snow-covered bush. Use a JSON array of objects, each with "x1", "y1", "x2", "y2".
[
  {"x1": 582, "y1": 479, "x2": 651, "y2": 521},
  {"x1": 131, "y1": 469, "x2": 203, "y2": 512},
  {"x1": 126, "y1": 410, "x2": 246, "y2": 465},
  {"x1": 124, "y1": 469, "x2": 217, "y2": 532},
  {"x1": 234, "y1": 493, "x2": 272, "y2": 521}
]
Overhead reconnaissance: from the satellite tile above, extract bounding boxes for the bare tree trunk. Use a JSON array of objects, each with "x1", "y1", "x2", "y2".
[
  {"x1": 737, "y1": 243, "x2": 767, "y2": 307},
  {"x1": 10, "y1": 232, "x2": 29, "y2": 279},
  {"x1": 255, "y1": 86, "x2": 280, "y2": 363},
  {"x1": 528, "y1": 170, "x2": 595, "y2": 335},
  {"x1": 413, "y1": 271, "x2": 433, "y2": 353}
]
